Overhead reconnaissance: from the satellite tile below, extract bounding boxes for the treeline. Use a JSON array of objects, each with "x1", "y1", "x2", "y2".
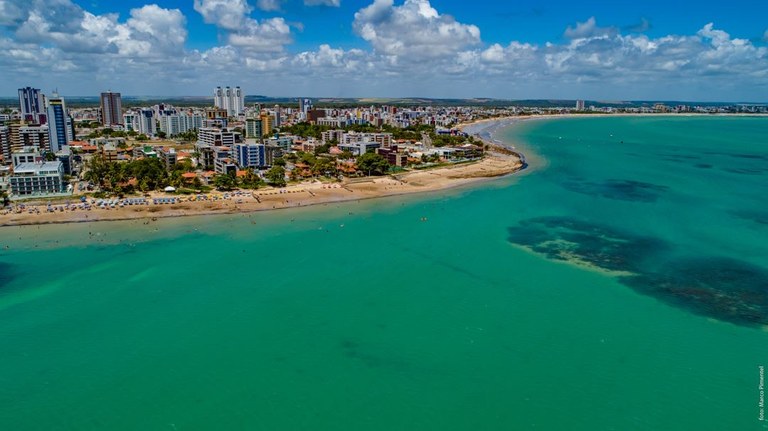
[
  {"x1": 278, "y1": 122, "x2": 436, "y2": 141},
  {"x1": 84, "y1": 156, "x2": 194, "y2": 194}
]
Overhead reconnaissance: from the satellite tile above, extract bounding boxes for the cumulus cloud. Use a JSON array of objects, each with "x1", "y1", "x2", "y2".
[
  {"x1": 193, "y1": 0, "x2": 250, "y2": 31},
  {"x1": 194, "y1": 0, "x2": 294, "y2": 52},
  {"x1": 4, "y1": 0, "x2": 186, "y2": 57},
  {"x1": 1, "y1": 0, "x2": 767, "y2": 100},
  {"x1": 228, "y1": 17, "x2": 292, "y2": 52},
  {"x1": 353, "y1": 0, "x2": 481, "y2": 60},
  {"x1": 564, "y1": 17, "x2": 617, "y2": 39}
]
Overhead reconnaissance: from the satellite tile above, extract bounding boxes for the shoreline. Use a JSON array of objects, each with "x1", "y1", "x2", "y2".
[{"x1": 0, "y1": 153, "x2": 525, "y2": 227}]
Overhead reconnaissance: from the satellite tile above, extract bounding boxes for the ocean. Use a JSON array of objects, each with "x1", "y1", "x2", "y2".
[{"x1": 1, "y1": 116, "x2": 766, "y2": 430}]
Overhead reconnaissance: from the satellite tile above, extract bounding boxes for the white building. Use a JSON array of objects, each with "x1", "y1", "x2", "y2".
[
  {"x1": 214, "y1": 86, "x2": 244, "y2": 117},
  {"x1": 9, "y1": 161, "x2": 64, "y2": 196},
  {"x1": 340, "y1": 131, "x2": 393, "y2": 148},
  {"x1": 138, "y1": 109, "x2": 156, "y2": 136},
  {"x1": 159, "y1": 113, "x2": 203, "y2": 136},
  {"x1": 198, "y1": 128, "x2": 239, "y2": 147},
  {"x1": 123, "y1": 112, "x2": 140, "y2": 132}
]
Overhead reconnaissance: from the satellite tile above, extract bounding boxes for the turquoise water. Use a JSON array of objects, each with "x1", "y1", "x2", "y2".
[{"x1": 1, "y1": 116, "x2": 767, "y2": 430}]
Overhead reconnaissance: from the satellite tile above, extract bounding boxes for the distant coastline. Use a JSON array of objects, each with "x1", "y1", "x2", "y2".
[{"x1": 5, "y1": 112, "x2": 764, "y2": 228}]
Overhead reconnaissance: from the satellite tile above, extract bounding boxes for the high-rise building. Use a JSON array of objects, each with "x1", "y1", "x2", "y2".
[
  {"x1": 273, "y1": 105, "x2": 281, "y2": 128},
  {"x1": 260, "y1": 113, "x2": 273, "y2": 137},
  {"x1": 0, "y1": 126, "x2": 10, "y2": 164},
  {"x1": 234, "y1": 143, "x2": 267, "y2": 169},
  {"x1": 100, "y1": 91, "x2": 123, "y2": 127},
  {"x1": 213, "y1": 86, "x2": 244, "y2": 117},
  {"x1": 138, "y1": 109, "x2": 156, "y2": 136},
  {"x1": 18, "y1": 87, "x2": 46, "y2": 124},
  {"x1": 159, "y1": 113, "x2": 203, "y2": 136},
  {"x1": 575, "y1": 100, "x2": 585, "y2": 111},
  {"x1": 299, "y1": 98, "x2": 313, "y2": 120},
  {"x1": 245, "y1": 117, "x2": 263, "y2": 139},
  {"x1": 123, "y1": 112, "x2": 140, "y2": 132},
  {"x1": 18, "y1": 125, "x2": 50, "y2": 152},
  {"x1": 46, "y1": 93, "x2": 73, "y2": 153}
]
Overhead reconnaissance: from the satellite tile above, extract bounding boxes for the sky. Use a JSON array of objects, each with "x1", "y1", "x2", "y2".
[{"x1": 1, "y1": 0, "x2": 767, "y2": 101}]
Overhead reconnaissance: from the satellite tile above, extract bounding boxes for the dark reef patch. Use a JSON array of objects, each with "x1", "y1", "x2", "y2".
[
  {"x1": 620, "y1": 258, "x2": 768, "y2": 327},
  {"x1": 723, "y1": 167, "x2": 766, "y2": 176},
  {"x1": 507, "y1": 218, "x2": 768, "y2": 327},
  {"x1": 694, "y1": 163, "x2": 714, "y2": 169},
  {"x1": 660, "y1": 153, "x2": 701, "y2": 161},
  {"x1": 507, "y1": 217, "x2": 668, "y2": 273},
  {"x1": 703, "y1": 151, "x2": 768, "y2": 161},
  {"x1": 561, "y1": 178, "x2": 669, "y2": 202},
  {"x1": 0, "y1": 262, "x2": 15, "y2": 289},
  {"x1": 731, "y1": 210, "x2": 768, "y2": 226}
]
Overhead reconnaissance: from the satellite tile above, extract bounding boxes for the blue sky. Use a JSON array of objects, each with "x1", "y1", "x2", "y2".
[{"x1": 1, "y1": 0, "x2": 767, "y2": 100}]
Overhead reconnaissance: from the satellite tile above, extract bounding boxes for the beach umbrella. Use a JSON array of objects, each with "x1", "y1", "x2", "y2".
[{"x1": 164, "y1": 186, "x2": 176, "y2": 192}]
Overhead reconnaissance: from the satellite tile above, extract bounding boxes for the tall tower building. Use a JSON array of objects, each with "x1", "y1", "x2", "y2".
[
  {"x1": 273, "y1": 105, "x2": 281, "y2": 128},
  {"x1": 213, "y1": 86, "x2": 244, "y2": 117},
  {"x1": 260, "y1": 113, "x2": 273, "y2": 137},
  {"x1": 100, "y1": 91, "x2": 123, "y2": 127},
  {"x1": 245, "y1": 117, "x2": 263, "y2": 139},
  {"x1": 46, "y1": 93, "x2": 73, "y2": 153},
  {"x1": 18, "y1": 87, "x2": 46, "y2": 124},
  {"x1": 0, "y1": 126, "x2": 10, "y2": 164},
  {"x1": 214, "y1": 87, "x2": 224, "y2": 111}
]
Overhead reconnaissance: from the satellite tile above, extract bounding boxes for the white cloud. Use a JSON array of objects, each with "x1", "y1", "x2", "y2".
[
  {"x1": 0, "y1": 1, "x2": 766, "y2": 100},
  {"x1": 305, "y1": 0, "x2": 341, "y2": 6},
  {"x1": 228, "y1": 18, "x2": 292, "y2": 52},
  {"x1": 353, "y1": 0, "x2": 481, "y2": 60},
  {"x1": 193, "y1": 0, "x2": 250, "y2": 31},
  {"x1": 564, "y1": 17, "x2": 616, "y2": 39},
  {"x1": 0, "y1": 0, "x2": 26, "y2": 26},
  {"x1": 257, "y1": 0, "x2": 284, "y2": 11},
  {"x1": 193, "y1": 0, "x2": 295, "y2": 53}
]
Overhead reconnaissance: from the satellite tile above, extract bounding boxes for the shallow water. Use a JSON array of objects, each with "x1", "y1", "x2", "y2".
[{"x1": 1, "y1": 116, "x2": 767, "y2": 430}]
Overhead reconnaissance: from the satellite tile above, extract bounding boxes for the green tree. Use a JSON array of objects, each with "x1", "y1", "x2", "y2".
[
  {"x1": 312, "y1": 157, "x2": 336, "y2": 177},
  {"x1": 273, "y1": 157, "x2": 286, "y2": 167},
  {"x1": 213, "y1": 173, "x2": 236, "y2": 191},
  {"x1": 314, "y1": 143, "x2": 331, "y2": 155},
  {"x1": 239, "y1": 169, "x2": 264, "y2": 189},
  {"x1": 356, "y1": 152, "x2": 390, "y2": 176},
  {"x1": 265, "y1": 166, "x2": 286, "y2": 187},
  {"x1": 157, "y1": 131, "x2": 167, "y2": 139}
]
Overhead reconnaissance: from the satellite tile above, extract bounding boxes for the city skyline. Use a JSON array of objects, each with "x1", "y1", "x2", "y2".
[{"x1": 1, "y1": 0, "x2": 767, "y2": 101}]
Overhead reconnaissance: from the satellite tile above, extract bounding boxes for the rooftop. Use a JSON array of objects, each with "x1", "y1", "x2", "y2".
[{"x1": 13, "y1": 161, "x2": 62, "y2": 174}]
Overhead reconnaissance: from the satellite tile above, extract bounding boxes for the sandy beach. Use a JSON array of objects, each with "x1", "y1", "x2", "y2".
[{"x1": 0, "y1": 152, "x2": 524, "y2": 227}]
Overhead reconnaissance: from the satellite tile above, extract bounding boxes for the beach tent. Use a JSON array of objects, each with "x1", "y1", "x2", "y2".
[{"x1": 164, "y1": 186, "x2": 176, "y2": 192}]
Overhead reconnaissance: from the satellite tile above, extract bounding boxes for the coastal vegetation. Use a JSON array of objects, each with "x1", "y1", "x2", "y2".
[
  {"x1": 356, "y1": 152, "x2": 390, "y2": 175},
  {"x1": 265, "y1": 166, "x2": 287, "y2": 187}
]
